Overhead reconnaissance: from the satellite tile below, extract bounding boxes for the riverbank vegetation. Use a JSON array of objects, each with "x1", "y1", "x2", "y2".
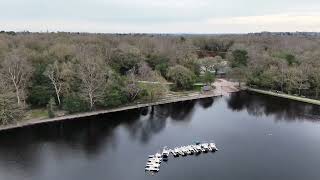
[
  {"x1": 0, "y1": 32, "x2": 319, "y2": 125},
  {"x1": 229, "y1": 36, "x2": 320, "y2": 99}
]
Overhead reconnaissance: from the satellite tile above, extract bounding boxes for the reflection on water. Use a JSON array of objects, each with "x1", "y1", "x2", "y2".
[
  {"x1": 198, "y1": 97, "x2": 215, "y2": 109},
  {"x1": 227, "y1": 91, "x2": 320, "y2": 122},
  {"x1": 0, "y1": 100, "x2": 201, "y2": 176},
  {"x1": 0, "y1": 92, "x2": 319, "y2": 180}
]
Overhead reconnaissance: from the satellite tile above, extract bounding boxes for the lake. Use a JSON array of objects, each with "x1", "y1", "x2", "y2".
[{"x1": 0, "y1": 91, "x2": 320, "y2": 180}]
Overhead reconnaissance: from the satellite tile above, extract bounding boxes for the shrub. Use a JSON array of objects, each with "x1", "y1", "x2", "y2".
[
  {"x1": 202, "y1": 71, "x2": 216, "y2": 85},
  {"x1": 62, "y1": 94, "x2": 88, "y2": 113},
  {"x1": 167, "y1": 65, "x2": 196, "y2": 90},
  {"x1": 102, "y1": 85, "x2": 128, "y2": 108},
  {"x1": 155, "y1": 63, "x2": 169, "y2": 78},
  {"x1": 47, "y1": 98, "x2": 56, "y2": 118}
]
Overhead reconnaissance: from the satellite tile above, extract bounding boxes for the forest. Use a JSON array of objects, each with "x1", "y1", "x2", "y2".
[{"x1": 0, "y1": 32, "x2": 319, "y2": 125}]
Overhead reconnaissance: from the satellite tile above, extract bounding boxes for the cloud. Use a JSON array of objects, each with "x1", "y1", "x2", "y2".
[
  {"x1": 206, "y1": 13, "x2": 320, "y2": 32},
  {"x1": 107, "y1": 0, "x2": 209, "y2": 8},
  {"x1": 207, "y1": 13, "x2": 320, "y2": 25},
  {"x1": 1, "y1": 0, "x2": 320, "y2": 33},
  {"x1": 2, "y1": 12, "x2": 320, "y2": 34}
]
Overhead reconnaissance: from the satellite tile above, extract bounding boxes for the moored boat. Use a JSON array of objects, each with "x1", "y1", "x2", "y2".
[
  {"x1": 148, "y1": 158, "x2": 161, "y2": 163},
  {"x1": 145, "y1": 142, "x2": 219, "y2": 173},
  {"x1": 196, "y1": 145, "x2": 202, "y2": 152},
  {"x1": 178, "y1": 147, "x2": 186, "y2": 156},
  {"x1": 172, "y1": 149, "x2": 179, "y2": 157},
  {"x1": 201, "y1": 143, "x2": 209, "y2": 153},
  {"x1": 162, "y1": 147, "x2": 170, "y2": 158},
  {"x1": 187, "y1": 146, "x2": 194, "y2": 154},
  {"x1": 182, "y1": 146, "x2": 191, "y2": 155},
  {"x1": 209, "y1": 143, "x2": 218, "y2": 151},
  {"x1": 145, "y1": 167, "x2": 160, "y2": 172},
  {"x1": 146, "y1": 163, "x2": 160, "y2": 168}
]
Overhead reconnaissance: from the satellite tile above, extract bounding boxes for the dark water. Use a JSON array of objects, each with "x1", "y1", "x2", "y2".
[{"x1": 1, "y1": 91, "x2": 320, "y2": 180}]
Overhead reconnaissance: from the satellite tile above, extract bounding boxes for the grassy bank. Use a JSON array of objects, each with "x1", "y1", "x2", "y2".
[
  {"x1": 0, "y1": 91, "x2": 222, "y2": 132},
  {"x1": 247, "y1": 88, "x2": 320, "y2": 106},
  {"x1": 24, "y1": 109, "x2": 49, "y2": 120}
]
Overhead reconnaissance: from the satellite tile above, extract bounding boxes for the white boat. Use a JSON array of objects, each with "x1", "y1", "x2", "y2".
[
  {"x1": 148, "y1": 159, "x2": 161, "y2": 163},
  {"x1": 194, "y1": 145, "x2": 202, "y2": 154},
  {"x1": 209, "y1": 143, "x2": 218, "y2": 151},
  {"x1": 174, "y1": 148, "x2": 180, "y2": 156},
  {"x1": 190, "y1": 145, "x2": 196, "y2": 153},
  {"x1": 146, "y1": 163, "x2": 160, "y2": 168},
  {"x1": 148, "y1": 157, "x2": 161, "y2": 160},
  {"x1": 182, "y1": 146, "x2": 191, "y2": 155},
  {"x1": 148, "y1": 155, "x2": 162, "y2": 159},
  {"x1": 155, "y1": 153, "x2": 162, "y2": 158},
  {"x1": 177, "y1": 147, "x2": 186, "y2": 156},
  {"x1": 195, "y1": 145, "x2": 201, "y2": 152},
  {"x1": 186, "y1": 146, "x2": 192, "y2": 153},
  {"x1": 171, "y1": 149, "x2": 178, "y2": 157},
  {"x1": 146, "y1": 162, "x2": 160, "y2": 166},
  {"x1": 196, "y1": 145, "x2": 202, "y2": 152},
  {"x1": 188, "y1": 146, "x2": 195, "y2": 154},
  {"x1": 147, "y1": 160, "x2": 161, "y2": 164},
  {"x1": 201, "y1": 148, "x2": 206, "y2": 152},
  {"x1": 145, "y1": 167, "x2": 160, "y2": 172},
  {"x1": 180, "y1": 146, "x2": 186, "y2": 153},
  {"x1": 145, "y1": 142, "x2": 220, "y2": 172},
  {"x1": 187, "y1": 145, "x2": 194, "y2": 154},
  {"x1": 162, "y1": 147, "x2": 170, "y2": 157},
  {"x1": 196, "y1": 144, "x2": 203, "y2": 151},
  {"x1": 202, "y1": 143, "x2": 210, "y2": 152}
]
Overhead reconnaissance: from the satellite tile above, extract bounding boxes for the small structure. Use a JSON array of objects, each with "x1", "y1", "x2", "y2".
[{"x1": 202, "y1": 85, "x2": 212, "y2": 92}]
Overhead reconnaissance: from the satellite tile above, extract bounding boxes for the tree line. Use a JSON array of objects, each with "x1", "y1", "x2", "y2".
[
  {"x1": 227, "y1": 35, "x2": 320, "y2": 99},
  {"x1": 0, "y1": 33, "x2": 224, "y2": 124},
  {"x1": 0, "y1": 32, "x2": 319, "y2": 125}
]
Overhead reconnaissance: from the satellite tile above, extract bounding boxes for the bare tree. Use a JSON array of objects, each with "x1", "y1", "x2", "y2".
[
  {"x1": 285, "y1": 67, "x2": 309, "y2": 95},
  {"x1": 137, "y1": 62, "x2": 153, "y2": 81},
  {"x1": 278, "y1": 59, "x2": 288, "y2": 92},
  {"x1": 77, "y1": 47, "x2": 107, "y2": 110},
  {"x1": 126, "y1": 69, "x2": 141, "y2": 101},
  {"x1": 1, "y1": 49, "x2": 33, "y2": 105},
  {"x1": 296, "y1": 64, "x2": 311, "y2": 96},
  {"x1": 228, "y1": 67, "x2": 247, "y2": 87},
  {"x1": 44, "y1": 60, "x2": 72, "y2": 105},
  {"x1": 310, "y1": 62, "x2": 320, "y2": 99},
  {"x1": 0, "y1": 85, "x2": 24, "y2": 125}
]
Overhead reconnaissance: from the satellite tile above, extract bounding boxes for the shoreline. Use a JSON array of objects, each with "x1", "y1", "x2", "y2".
[
  {"x1": 0, "y1": 92, "x2": 228, "y2": 132},
  {"x1": 247, "y1": 88, "x2": 320, "y2": 106}
]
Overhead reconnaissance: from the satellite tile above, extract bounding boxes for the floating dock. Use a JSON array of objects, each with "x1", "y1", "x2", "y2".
[{"x1": 145, "y1": 142, "x2": 218, "y2": 173}]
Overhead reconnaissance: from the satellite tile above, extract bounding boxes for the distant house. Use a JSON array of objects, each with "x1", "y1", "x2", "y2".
[
  {"x1": 200, "y1": 65, "x2": 216, "y2": 75},
  {"x1": 200, "y1": 60, "x2": 229, "y2": 76},
  {"x1": 216, "y1": 66, "x2": 231, "y2": 77}
]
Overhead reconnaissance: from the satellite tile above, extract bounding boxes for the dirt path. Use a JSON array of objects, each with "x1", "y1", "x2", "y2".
[
  {"x1": 247, "y1": 88, "x2": 320, "y2": 106},
  {"x1": 213, "y1": 79, "x2": 239, "y2": 95}
]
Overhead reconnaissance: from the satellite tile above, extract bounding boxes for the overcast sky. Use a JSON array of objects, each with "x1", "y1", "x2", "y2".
[{"x1": 1, "y1": 0, "x2": 320, "y2": 33}]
